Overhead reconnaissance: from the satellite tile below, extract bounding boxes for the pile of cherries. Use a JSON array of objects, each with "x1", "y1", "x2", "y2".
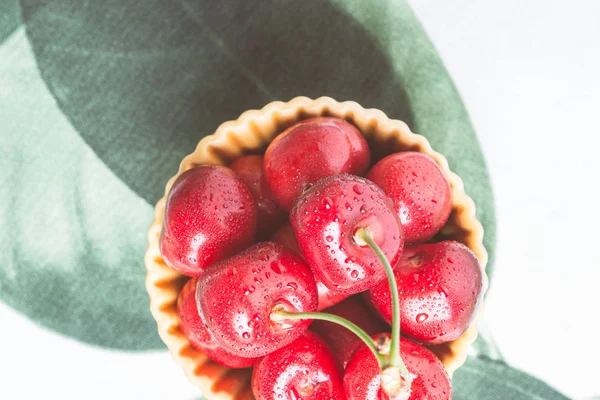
[{"x1": 160, "y1": 117, "x2": 484, "y2": 400}]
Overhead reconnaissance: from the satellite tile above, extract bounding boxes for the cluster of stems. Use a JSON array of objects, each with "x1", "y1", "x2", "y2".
[{"x1": 271, "y1": 227, "x2": 411, "y2": 398}]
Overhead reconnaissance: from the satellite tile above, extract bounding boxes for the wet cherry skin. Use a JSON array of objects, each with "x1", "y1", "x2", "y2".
[
  {"x1": 230, "y1": 155, "x2": 286, "y2": 238},
  {"x1": 177, "y1": 278, "x2": 257, "y2": 368},
  {"x1": 252, "y1": 330, "x2": 344, "y2": 400},
  {"x1": 367, "y1": 152, "x2": 452, "y2": 244},
  {"x1": 271, "y1": 223, "x2": 348, "y2": 310},
  {"x1": 310, "y1": 296, "x2": 388, "y2": 369},
  {"x1": 344, "y1": 334, "x2": 451, "y2": 400},
  {"x1": 196, "y1": 242, "x2": 318, "y2": 358},
  {"x1": 290, "y1": 174, "x2": 404, "y2": 295},
  {"x1": 264, "y1": 117, "x2": 371, "y2": 211},
  {"x1": 368, "y1": 241, "x2": 484, "y2": 344},
  {"x1": 159, "y1": 165, "x2": 258, "y2": 277}
]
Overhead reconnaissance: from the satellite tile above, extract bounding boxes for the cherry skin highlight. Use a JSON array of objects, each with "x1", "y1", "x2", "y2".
[
  {"x1": 264, "y1": 117, "x2": 370, "y2": 211},
  {"x1": 310, "y1": 296, "x2": 388, "y2": 369},
  {"x1": 344, "y1": 334, "x2": 451, "y2": 400},
  {"x1": 290, "y1": 174, "x2": 404, "y2": 295},
  {"x1": 196, "y1": 242, "x2": 318, "y2": 358},
  {"x1": 367, "y1": 152, "x2": 452, "y2": 244},
  {"x1": 177, "y1": 278, "x2": 257, "y2": 368},
  {"x1": 368, "y1": 241, "x2": 484, "y2": 344},
  {"x1": 252, "y1": 330, "x2": 345, "y2": 400},
  {"x1": 230, "y1": 155, "x2": 286, "y2": 238},
  {"x1": 159, "y1": 165, "x2": 257, "y2": 277},
  {"x1": 271, "y1": 223, "x2": 348, "y2": 310}
]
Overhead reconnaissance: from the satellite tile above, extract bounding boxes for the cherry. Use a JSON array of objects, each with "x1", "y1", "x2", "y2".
[
  {"x1": 368, "y1": 241, "x2": 484, "y2": 344},
  {"x1": 271, "y1": 223, "x2": 347, "y2": 310},
  {"x1": 290, "y1": 174, "x2": 404, "y2": 295},
  {"x1": 196, "y1": 242, "x2": 318, "y2": 358},
  {"x1": 177, "y1": 278, "x2": 257, "y2": 368},
  {"x1": 230, "y1": 155, "x2": 286, "y2": 237},
  {"x1": 251, "y1": 330, "x2": 345, "y2": 400},
  {"x1": 264, "y1": 117, "x2": 370, "y2": 211},
  {"x1": 344, "y1": 334, "x2": 451, "y2": 400},
  {"x1": 366, "y1": 152, "x2": 452, "y2": 244},
  {"x1": 270, "y1": 223, "x2": 303, "y2": 256},
  {"x1": 311, "y1": 296, "x2": 388, "y2": 369},
  {"x1": 159, "y1": 165, "x2": 258, "y2": 277}
]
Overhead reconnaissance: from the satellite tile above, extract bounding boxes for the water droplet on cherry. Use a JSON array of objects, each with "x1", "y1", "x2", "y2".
[
  {"x1": 352, "y1": 184, "x2": 364, "y2": 195},
  {"x1": 321, "y1": 197, "x2": 333, "y2": 210},
  {"x1": 416, "y1": 313, "x2": 429, "y2": 323},
  {"x1": 270, "y1": 261, "x2": 283, "y2": 274}
]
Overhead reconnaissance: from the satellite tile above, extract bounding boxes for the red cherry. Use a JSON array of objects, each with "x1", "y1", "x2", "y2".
[
  {"x1": 271, "y1": 223, "x2": 348, "y2": 310},
  {"x1": 159, "y1": 165, "x2": 257, "y2": 277},
  {"x1": 230, "y1": 155, "x2": 286, "y2": 237},
  {"x1": 196, "y1": 242, "x2": 318, "y2": 358},
  {"x1": 177, "y1": 278, "x2": 257, "y2": 368},
  {"x1": 311, "y1": 296, "x2": 388, "y2": 369},
  {"x1": 290, "y1": 174, "x2": 404, "y2": 295},
  {"x1": 344, "y1": 334, "x2": 451, "y2": 400},
  {"x1": 368, "y1": 241, "x2": 484, "y2": 344},
  {"x1": 270, "y1": 223, "x2": 304, "y2": 256},
  {"x1": 264, "y1": 117, "x2": 370, "y2": 211},
  {"x1": 252, "y1": 330, "x2": 345, "y2": 400},
  {"x1": 367, "y1": 152, "x2": 452, "y2": 243}
]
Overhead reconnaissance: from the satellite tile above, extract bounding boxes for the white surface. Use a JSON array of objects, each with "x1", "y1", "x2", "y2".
[
  {"x1": 411, "y1": 0, "x2": 600, "y2": 398},
  {"x1": 2, "y1": 1, "x2": 600, "y2": 399},
  {"x1": 0, "y1": 305, "x2": 199, "y2": 399}
]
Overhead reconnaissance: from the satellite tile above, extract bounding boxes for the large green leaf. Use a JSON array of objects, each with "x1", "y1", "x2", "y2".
[
  {"x1": 0, "y1": 27, "x2": 161, "y2": 350},
  {"x1": 2, "y1": 0, "x2": 495, "y2": 352},
  {"x1": 0, "y1": 0, "x2": 20, "y2": 41}
]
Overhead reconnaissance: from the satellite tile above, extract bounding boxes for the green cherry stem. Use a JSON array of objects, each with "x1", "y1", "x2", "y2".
[
  {"x1": 271, "y1": 307, "x2": 386, "y2": 367},
  {"x1": 355, "y1": 227, "x2": 412, "y2": 392},
  {"x1": 271, "y1": 226, "x2": 411, "y2": 397}
]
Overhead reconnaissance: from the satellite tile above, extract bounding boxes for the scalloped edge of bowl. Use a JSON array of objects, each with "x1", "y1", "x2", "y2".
[{"x1": 145, "y1": 96, "x2": 489, "y2": 400}]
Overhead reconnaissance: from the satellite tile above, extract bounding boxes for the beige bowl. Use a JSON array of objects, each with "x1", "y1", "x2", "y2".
[{"x1": 144, "y1": 96, "x2": 489, "y2": 400}]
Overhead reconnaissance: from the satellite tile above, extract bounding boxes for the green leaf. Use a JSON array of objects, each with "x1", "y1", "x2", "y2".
[
  {"x1": 0, "y1": 0, "x2": 20, "y2": 41},
  {"x1": 454, "y1": 357, "x2": 571, "y2": 400},
  {"x1": 2, "y1": 0, "x2": 495, "y2": 354}
]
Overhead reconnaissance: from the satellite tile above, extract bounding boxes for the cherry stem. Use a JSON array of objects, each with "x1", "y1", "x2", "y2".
[
  {"x1": 355, "y1": 228, "x2": 411, "y2": 390},
  {"x1": 271, "y1": 308, "x2": 386, "y2": 367}
]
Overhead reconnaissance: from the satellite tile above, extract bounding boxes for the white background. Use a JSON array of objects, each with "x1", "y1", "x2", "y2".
[
  {"x1": 1, "y1": 0, "x2": 599, "y2": 399},
  {"x1": 411, "y1": 1, "x2": 600, "y2": 398}
]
